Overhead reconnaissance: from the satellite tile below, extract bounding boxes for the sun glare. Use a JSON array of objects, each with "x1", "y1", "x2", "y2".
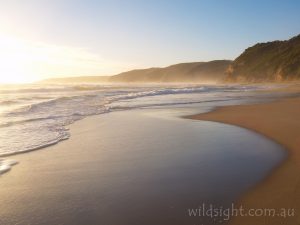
[{"x1": 0, "y1": 35, "x2": 39, "y2": 83}]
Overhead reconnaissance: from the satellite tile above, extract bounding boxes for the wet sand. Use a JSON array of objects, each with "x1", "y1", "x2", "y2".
[
  {"x1": 189, "y1": 96, "x2": 300, "y2": 225},
  {"x1": 0, "y1": 108, "x2": 284, "y2": 225}
]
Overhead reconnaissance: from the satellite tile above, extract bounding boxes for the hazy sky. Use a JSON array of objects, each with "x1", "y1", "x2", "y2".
[{"x1": 0, "y1": 0, "x2": 299, "y2": 82}]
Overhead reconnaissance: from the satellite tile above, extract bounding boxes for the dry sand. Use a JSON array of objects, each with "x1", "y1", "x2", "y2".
[{"x1": 189, "y1": 96, "x2": 300, "y2": 225}]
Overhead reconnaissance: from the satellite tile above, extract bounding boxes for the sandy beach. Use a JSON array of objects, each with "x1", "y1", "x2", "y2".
[
  {"x1": 1, "y1": 84, "x2": 299, "y2": 225},
  {"x1": 0, "y1": 104, "x2": 286, "y2": 225},
  {"x1": 189, "y1": 94, "x2": 300, "y2": 224}
]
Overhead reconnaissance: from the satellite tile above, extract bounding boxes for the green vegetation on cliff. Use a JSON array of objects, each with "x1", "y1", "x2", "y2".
[{"x1": 226, "y1": 34, "x2": 300, "y2": 82}]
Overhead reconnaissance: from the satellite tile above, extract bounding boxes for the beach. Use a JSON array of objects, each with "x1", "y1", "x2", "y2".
[
  {"x1": 189, "y1": 93, "x2": 300, "y2": 224},
  {"x1": 0, "y1": 84, "x2": 299, "y2": 225},
  {"x1": 0, "y1": 105, "x2": 285, "y2": 225}
]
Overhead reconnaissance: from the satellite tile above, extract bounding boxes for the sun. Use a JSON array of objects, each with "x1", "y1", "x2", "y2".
[{"x1": 0, "y1": 35, "x2": 38, "y2": 84}]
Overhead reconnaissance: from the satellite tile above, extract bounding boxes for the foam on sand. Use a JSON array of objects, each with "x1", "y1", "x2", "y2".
[{"x1": 0, "y1": 159, "x2": 18, "y2": 175}]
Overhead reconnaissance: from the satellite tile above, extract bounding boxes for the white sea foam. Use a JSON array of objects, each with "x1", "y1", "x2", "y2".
[{"x1": 0, "y1": 159, "x2": 18, "y2": 175}]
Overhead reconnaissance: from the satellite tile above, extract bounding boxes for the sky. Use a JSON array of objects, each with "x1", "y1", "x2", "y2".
[{"x1": 0, "y1": 0, "x2": 300, "y2": 83}]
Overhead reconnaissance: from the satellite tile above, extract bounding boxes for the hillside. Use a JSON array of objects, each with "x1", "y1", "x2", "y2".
[
  {"x1": 109, "y1": 60, "x2": 231, "y2": 83},
  {"x1": 226, "y1": 34, "x2": 300, "y2": 82},
  {"x1": 40, "y1": 60, "x2": 231, "y2": 83}
]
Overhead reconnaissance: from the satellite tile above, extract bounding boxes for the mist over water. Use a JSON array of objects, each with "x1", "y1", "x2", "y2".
[{"x1": 0, "y1": 83, "x2": 291, "y2": 157}]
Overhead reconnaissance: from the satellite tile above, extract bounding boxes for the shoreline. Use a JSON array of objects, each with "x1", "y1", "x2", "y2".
[
  {"x1": 187, "y1": 96, "x2": 300, "y2": 224},
  {"x1": 0, "y1": 107, "x2": 286, "y2": 225}
]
